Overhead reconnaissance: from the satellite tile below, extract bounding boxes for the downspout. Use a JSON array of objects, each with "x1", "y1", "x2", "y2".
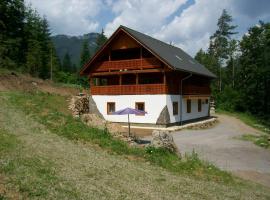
[{"x1": 180, "y1": 73, "x2": 192, "y2": 125}]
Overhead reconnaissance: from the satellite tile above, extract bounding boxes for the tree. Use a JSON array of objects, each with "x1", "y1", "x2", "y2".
[
  {"x1": 237, "y1": 21, "x2": 270, "y2": 118},
  {"x1": 80, "y1": 39, "x2": 90, "y2": 67},
  {"x1": 209, "y1": 9, "x2": 237, "y2": 91},
  {"x1": 62, "y1": 52, "x2": 72, "y2": 72},
  {"x1": 95, "y1": 29, "x2": 107, "y2": 52},
  {"x1": 0, "y1": 0, "x2": 25, "y2": 68}
]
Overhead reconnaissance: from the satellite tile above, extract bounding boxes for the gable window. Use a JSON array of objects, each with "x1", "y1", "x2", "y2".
[
  {"x1": 198, "y1": 99, "x2": 202, "y2": 112},
  {"x1": 187, "y1": 99, "x2": 191, "y2": 113},
  {"x1": 107, "y1": 102, "x2": 115, "y2": 115},
  {"x1": 135, "y1": 102, "x2": 145, "y2": 115},
  {"x1": 173, "y1": 102, "x2": 178, "y2": 115}
]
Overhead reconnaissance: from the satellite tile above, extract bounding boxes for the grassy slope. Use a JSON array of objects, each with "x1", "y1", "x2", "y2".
[{"x1": 0, "y1": 91, "x2": 269, "y2": 199}]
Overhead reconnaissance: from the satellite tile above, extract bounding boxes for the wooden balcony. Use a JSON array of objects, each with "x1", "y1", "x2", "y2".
[
  {"x1": 94, "y1": 57, "x2": 161, "y2": 72},
  {"x1": 91, "y1": 84, "x2": 168, "y2": 95},
  {"x1": 183, "y1": 85, "x2": 211, "y2": 95}
]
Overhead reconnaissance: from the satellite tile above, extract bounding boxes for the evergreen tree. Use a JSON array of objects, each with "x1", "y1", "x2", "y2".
[
  {"x1": 0, "y1": 0, "x2": 25, "y2": 68},
  {"x1": 62, "y1": 52, "x2": 72, "y2": 72},
  {"x1": 209, "y1": 9, "x2": 237, "y2": 91},
  {"x1": 237, "y1": 22, "x2": 270, "y2": 118},
  {"x1": 95, "y1": 29, "x2": 107, "y2": 52},
  {"x1": 80, "y1": 39, "x2": 91, "y2": 67}
]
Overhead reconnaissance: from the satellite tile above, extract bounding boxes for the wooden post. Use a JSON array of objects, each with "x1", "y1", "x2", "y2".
[
  {"x1": 109, "y1": 50, "x2": 111, "y2": 61},
  {"x1": 140, "y1": 47, "x2": 142, "y2": 69},
  {"x1": 136, "y1": 73, "x2": 139, "y2": 85},
  {"x1": 119, "y1": 74, "x2": 122, "y2": 85},
  {"x1": 163, "y1": 72, "x2": 166, "y2": 85}
]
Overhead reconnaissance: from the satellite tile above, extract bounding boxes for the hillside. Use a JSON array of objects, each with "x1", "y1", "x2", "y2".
[
  {"x1": 0, "y1": 72, "x2": 269, "y2": 199},
  {"x1": 51, "y1": 33, "x2": 99, "y2": 67}
]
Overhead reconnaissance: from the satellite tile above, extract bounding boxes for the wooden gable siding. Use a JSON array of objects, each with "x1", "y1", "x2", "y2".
[{"x1": 110, "y1": 32, "x2": 139, "y2": 50}]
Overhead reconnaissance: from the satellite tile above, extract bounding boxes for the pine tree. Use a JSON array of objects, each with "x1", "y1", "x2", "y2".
[
  {"x1": 95, "y1": 29, "x2": 107, "y2": 52},
  {"x1": 209, "y1": 9, "x2": 237, "y2": 91},
  {"x1": 62, "y1": 52, "x2": 72, "y2": 72},
  {"x1": 80, "y1": 39, "x2": 90, "y2": 67},
  {"x1": 0, "y1": 0, "x2": 25, "y2": 68},
  {"x1": 238, "y1": 22, "x2": 270, "y2": 117}
]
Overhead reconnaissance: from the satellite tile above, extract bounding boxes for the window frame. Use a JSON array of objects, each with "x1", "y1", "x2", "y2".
[
  {"x1": 107, "y1": 102, "x2": 115, "y2": 115},
  {"x1": 187, "y1": 99, "x2": 191, "y2": 113},
  {"x1": 173, "y1": 101, "x2": 178, "y2": 115},
  {"x1": 135, "y1": 102, "x2": 145, "y2": 115}
]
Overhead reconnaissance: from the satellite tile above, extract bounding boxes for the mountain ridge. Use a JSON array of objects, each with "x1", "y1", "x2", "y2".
[{"x1": 51, "y1": 32, "x2": 99, "y2": 68}]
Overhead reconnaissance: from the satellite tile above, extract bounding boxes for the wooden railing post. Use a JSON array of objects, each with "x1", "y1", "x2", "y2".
[{"x1": 119, "y1": 75, "x2": 122, "y2": 85}]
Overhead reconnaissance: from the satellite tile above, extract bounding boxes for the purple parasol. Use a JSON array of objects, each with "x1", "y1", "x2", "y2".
[{"x1": 112, "y1": 107, "x2": 147, "y2": 136}]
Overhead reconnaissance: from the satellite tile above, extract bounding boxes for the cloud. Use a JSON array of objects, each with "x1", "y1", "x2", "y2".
[
  {"x1": 25, "y1": 0, "x2": 103, "y2": 35},
  {"x1": 25, "y1": 0, "x2": 270, "y2": 56},
  {"x1": 104, "y1": 0, "x2": 187, "y2": 36}
]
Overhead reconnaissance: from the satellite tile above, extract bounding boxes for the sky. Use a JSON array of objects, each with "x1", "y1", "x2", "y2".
[{"x1": 25, "y1": 0, "x2": 270, "y2": 56}]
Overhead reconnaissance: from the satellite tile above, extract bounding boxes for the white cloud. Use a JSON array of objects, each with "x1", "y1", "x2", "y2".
[
  {"x1": 154, "y1": 0, "x2": 230, "y2": 55},
  {"x1": 25, "y1": 0, "x2": 102, "y2": 35},
  {"x1": 26, "y1": 0, "x2": 270, "y2": 56},
  {"x1": 104, "y1": 0, "x2": 187, "y2": 36}
]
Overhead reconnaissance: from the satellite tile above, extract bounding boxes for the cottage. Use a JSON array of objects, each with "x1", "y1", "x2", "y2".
[{"x1": 80, "y1": 25, "x2": 216, "y2": 126}]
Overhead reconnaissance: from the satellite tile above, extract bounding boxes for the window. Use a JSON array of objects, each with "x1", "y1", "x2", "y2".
[
  {"x1": 187, "y1": 99, "x2": 191, "y2": 113},
  {"x1": 173, "y1": 102, "x2": 178, "y2": 115},
  {"x1": 107, "y1": 102, "x2": 115, "y2": 115},
  {"x1": 135, "y1": 102, "x2": 145, "y2": 115},
  {"x1": 198, "y1": 99, "x2": 202, "y2": 112},
  {"x1": 205, "y1": 99, "x2": 208, "y2": 104}
]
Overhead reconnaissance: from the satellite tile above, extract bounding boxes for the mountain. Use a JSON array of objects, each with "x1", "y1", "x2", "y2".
[{"x1": 51, "y1": 33, "x2": 99, "y2": 68}]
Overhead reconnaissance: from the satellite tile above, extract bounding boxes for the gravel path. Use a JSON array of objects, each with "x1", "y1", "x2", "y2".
[{"x1": 173, "y1": 114, "x2": 270, "y2": 187}]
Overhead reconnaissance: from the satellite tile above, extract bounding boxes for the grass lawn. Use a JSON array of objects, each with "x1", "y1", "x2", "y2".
[{"x1": 0, "y1": 91, "x2": 270, "y2": 199}]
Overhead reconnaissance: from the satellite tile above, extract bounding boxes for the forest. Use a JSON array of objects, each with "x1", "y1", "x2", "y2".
[
  {"x1": 1, "y1": 1, "x2": 269, "y2": 122},
  {"x1": 0, "y1": 0, "x2": 107, "y2": 87},
  {"x1": 195, "y1": 9, "x2": 270, "y2": 123}
]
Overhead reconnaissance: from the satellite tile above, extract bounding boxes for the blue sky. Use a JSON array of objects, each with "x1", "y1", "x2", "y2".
[{"x1": 26, "y1": 0, "x2": 270, "y2": 56}]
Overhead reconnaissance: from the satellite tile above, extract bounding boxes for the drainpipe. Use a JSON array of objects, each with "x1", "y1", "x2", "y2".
[{"x1": 180, "y1": 73, "x2": 192, "y2": 125}]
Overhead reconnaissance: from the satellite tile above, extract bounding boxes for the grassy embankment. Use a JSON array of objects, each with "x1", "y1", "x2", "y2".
[{"x1": 0, "y1": 91, "x2": 269, "y2": 199}]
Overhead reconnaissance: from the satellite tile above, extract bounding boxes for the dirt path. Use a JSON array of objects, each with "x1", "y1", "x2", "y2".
[{"x1": 173, "y1": 114, "x2": 270, "y2": 187}]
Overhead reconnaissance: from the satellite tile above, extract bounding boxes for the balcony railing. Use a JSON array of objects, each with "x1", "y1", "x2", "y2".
[
  {"x1": 90, "y1": 83, "x2": 211, "y2": 95},
  {"x1": 94, "y1": 57, "x2": 161, "y2": 72},
  {"x1": 91, "y1": 84, "x2": 168, "y2": 95},
  {"x1": 183, "y1": 85, "x2": 211, "y2": 95}
]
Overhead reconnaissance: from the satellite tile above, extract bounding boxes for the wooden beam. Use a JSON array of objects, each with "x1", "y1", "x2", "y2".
[{"x1": 90, "y1": 68, "x2": 164, "y2": 77}]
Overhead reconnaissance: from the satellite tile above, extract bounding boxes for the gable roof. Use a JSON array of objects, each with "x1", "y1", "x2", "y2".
[{"x1": 80, "y1": 25, "x2": 216, "y2": 78}]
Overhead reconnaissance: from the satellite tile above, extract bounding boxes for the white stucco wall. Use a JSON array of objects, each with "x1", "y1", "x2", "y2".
[
  {"x1": 92, "y1": 95, "x2": 210, "y2": 124},
  {"x1": 92, "y1": 95, "x2": 167, "y2": 124},
  {"x1": 181, "y1": 97, "x2": 210, "y2": 121}
]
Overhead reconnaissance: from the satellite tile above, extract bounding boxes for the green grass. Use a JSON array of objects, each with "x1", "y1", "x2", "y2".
[
  {"x1": 238, "y1": 134, "x2": 270, "y2": 149},
  {"x1": 0, "y1": 128, "x2": 79, "y2": 199},
  {"x1": 216, "y1": 109, "x2": 270, "y2": 134},
  {"x1": 2, "y1": 91, "x2": 234, "y2": 183}
]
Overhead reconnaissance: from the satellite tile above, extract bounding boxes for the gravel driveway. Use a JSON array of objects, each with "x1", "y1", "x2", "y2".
[{"x1": 172, "y1": 114, "x2": 270, "y2": 187}]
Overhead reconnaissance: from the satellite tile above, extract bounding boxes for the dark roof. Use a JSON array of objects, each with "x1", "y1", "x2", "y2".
[{"x1": 120, "y1": 25, "x2": 216, "y2": 78}]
